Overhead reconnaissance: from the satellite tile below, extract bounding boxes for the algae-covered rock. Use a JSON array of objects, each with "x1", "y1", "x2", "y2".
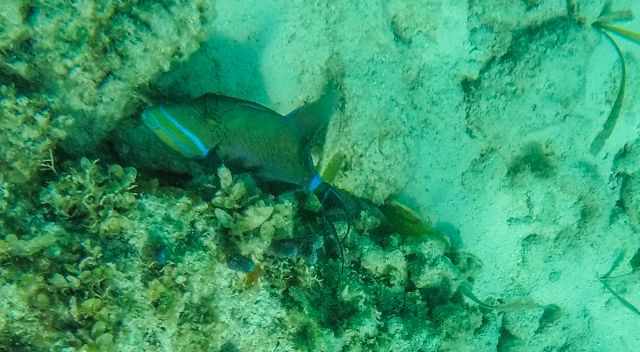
[
  {"x1": 1, "y1": 231, "x2": 58, "y2": 259},
  {"x1": 1, "y1": 0, "x2": 215, "y2": 156},
  {"x1": 40, "y1": 158, "x2": 137, "y2": 235},
  {"x1": 614, "y1": 138, "x2": 640, "y2": 228},
  {"x1": 501, "y1": 305, "x2": 546, "y2": 340},
  {"x1": 0, "y1": 85, "x2": 70, "y2": 185},
  {"x1": 360, "y1": 240, "x2": 407, "y2": 287},
  {"x1": 0, "y1": 154, "x2": 497, "y2": 351},
  {"x1": 0, "y1": 1, "x2": 30, "y2": 52}
]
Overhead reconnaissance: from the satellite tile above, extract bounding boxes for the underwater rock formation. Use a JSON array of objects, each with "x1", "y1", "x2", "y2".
[
  {"x1": 0, "y1": 0, "x2": 215, "y2": 158},
  {"x1": 0, "y1": 156, "x2": 491, "y2": 351},
  {"x1": 0, "y1": 85, "x2": 70, "y2": 185}
]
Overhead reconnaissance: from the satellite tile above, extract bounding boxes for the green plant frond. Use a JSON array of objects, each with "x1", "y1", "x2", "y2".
[
  {"x1": 597, "y1": 0, "x2": 634, "y2": 22},
  {"x1": 600, "y1": 248, "x2": 625, "y2": 279},
  {"x1": 596, "y1": 11, "x2": 634, "y2": 24},
  {"x1": 589, "y1": 25, "x2": 627, "y2": 155},
  {"x1": 599, "y1": 251, "x2": 640, "y2": 317},
  {"x1": 593, "y1": 21, "x2": 640, "y2": 45},
  {"x1": 458, "y1": 282, "x2": 542, "y2": 312},
  {"x1": 458, "y1": 282, "x2": 496, "y2": 309},
  {"x1": 601, "y1": 280, "x2": 640, "y2": 316}
]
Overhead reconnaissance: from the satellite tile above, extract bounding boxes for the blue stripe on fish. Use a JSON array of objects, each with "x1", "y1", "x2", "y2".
[
  {"x1": 307, "y1": 173, "x2": 323, "y2": 192},
  {"x1": 158, "y1": 107, "x2": 209, "y2": 158},
  {"x1": 142, "y1": 109, "x2": 198, "y2": 158}
]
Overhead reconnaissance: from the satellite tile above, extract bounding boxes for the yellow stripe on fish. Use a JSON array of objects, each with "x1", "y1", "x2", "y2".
[{"x1": 142, "y1": 103, "x2": 217, "y2": 159}]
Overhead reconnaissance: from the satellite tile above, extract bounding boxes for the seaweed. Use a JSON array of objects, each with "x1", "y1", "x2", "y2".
[
  {"x1": 589, "y1": 6, "x2": 640, "y2": 155},
  {"x1": 600, "y1": 280, "x2": 640, "y2": 316},
  {"x1": 631, "y1": 248, "x2": 640, "y2": 271},
  {"x1": 458, "y1": 281, "x2": 542, "y2": 313},
  {"x1": 599, "y1": 250, "x2": 640, "y2": 317},
  {"x1": 379, "y1": 195, "x2": 433, "y2": 237},
  {"x1": 594, "y1": 22, "x2": 640, "y2": 45}
]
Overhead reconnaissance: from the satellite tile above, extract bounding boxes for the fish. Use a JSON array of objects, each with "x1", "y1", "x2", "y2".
[
  {"x1": 141, "y1": 82, "x2": 341, "y2": 192},
  {"x1": 226, "y1": 254, "x2": 256, "y2": 273},
  {"x1": 268, "y1": 235, "x2": 324, "y2": 265}
]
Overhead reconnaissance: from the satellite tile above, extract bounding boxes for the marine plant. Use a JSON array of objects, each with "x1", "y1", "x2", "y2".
[
  {"x1": 599, "y1": 250, "x2": 640, "y2": 317},
  {"x1": 588, "y1": 3, "x2": 639, "y2": 154},
  {"x1": 0, "y1": 159, "x2": 139, "y2": 351},
  {"x1": 582, "y1": 4, "x2": 640, "y2": 319}
]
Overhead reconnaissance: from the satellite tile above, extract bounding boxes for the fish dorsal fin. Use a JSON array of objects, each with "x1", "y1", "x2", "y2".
[
  {"x1": 142, "y1": 102, "x2": 220, "y2": 159},
  {"x1": 286, "y1": 80, "x2": 342, "y2": 143},
  {"x1": 197, "y1": 93, "x2": 283, "y2": 121},
  {"x1": 238, "y1": 99, "x2": 280, "y2": 114}
]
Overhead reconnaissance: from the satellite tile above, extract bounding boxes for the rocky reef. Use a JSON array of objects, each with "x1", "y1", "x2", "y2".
[
  {"x1": 0, "y1": 155, "x2": 497, "y2": 351},
  {"x1": 0, "y1": 0, "x2": 214, "y2": 184}
]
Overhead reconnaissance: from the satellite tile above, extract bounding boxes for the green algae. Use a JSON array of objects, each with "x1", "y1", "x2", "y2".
[
  {"x1": 507, "y1": 142, "x2": 556, "y2": 180},
  {"x1": 379, "y1": 194, "x2": 433, "y2": 237},
  {"x1": 320, "y1": 152, "x2": 346, "y2": 184},
  {"x1": 589, "y1": 22, "x2": 627, "y2": 155},
  {"x1": 40, "y1": 158, "x2": 138, "y2": 236}
]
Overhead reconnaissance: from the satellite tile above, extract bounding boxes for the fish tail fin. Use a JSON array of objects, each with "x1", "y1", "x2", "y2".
[{"x1": 287, "y1": 79, "x2": 343, "y2": 142}]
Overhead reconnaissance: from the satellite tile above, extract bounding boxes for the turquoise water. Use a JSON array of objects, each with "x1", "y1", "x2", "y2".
[{"x1": 1, "y1": 1, "x2": 640, "y2": 351}]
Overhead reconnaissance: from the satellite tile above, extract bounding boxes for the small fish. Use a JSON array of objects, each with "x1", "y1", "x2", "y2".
[
  {"x1": 226, "y1": 254, "x2": 256, "y2": 273},
  {"x1": 268, "y1": 235, "x2": 323, "y2": 265},
  {"x1": 141, "y1": 82, "x2": 341, "y2": 192},
  {"x1": 269, "y1": 238, "x2": 303, "y2": 258}
]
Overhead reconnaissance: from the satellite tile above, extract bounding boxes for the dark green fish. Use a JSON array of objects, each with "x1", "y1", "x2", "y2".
[
  {"x1": 226, "y1": 254, "x2": 255, "y2": 273},
  {"x1": 141, "y1": 83, "x2": 340, "y2": 191}
]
